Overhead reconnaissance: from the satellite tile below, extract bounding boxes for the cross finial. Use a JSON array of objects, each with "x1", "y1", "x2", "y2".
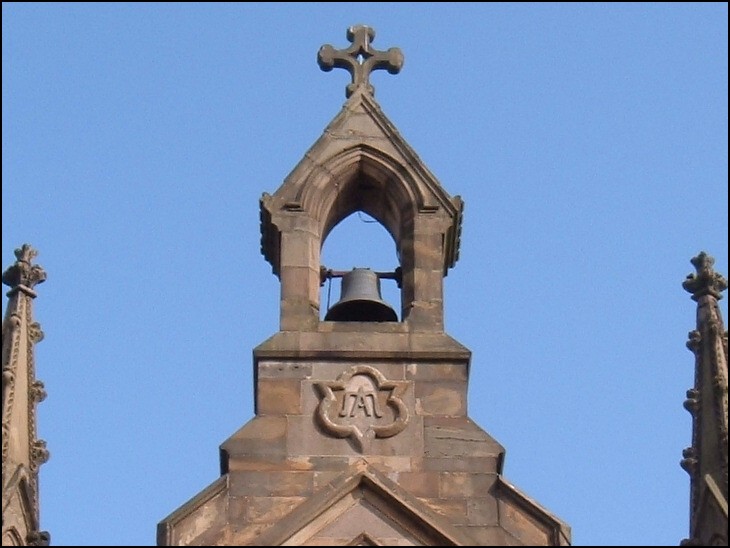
[
  {"x1": 318, "y1": 25, "x2": 404, "y2": 98},
  {"x1": 2, "y1": 243, "x2": 46, "y2": 295},
  {"x1": 683, "y1": 251, "x2": 728, "y2": 301}
]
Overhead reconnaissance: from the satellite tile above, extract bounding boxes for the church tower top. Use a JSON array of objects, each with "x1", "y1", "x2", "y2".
[{"x1": 160, "y1": 26, "x2": 570, "y2": 546}]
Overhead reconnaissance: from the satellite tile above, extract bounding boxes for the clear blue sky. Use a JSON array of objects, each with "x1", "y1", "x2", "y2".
[{"x1": 3, "y1": 3, "x2": 727, "y2": 546}]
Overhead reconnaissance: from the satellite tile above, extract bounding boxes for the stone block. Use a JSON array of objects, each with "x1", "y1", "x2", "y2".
[
  {"x1": 467, "y1": 497, "x2": 499, "y2": 526},
  {"x1": 236, "y1": 496, "x2": 305, "y2": 524},
  {"x1": 227, "y1": 455, "x2": 291, "y2": 472},
  {"x1": 405, "y1": 303, "x2": 443, "y2": 333},
  {"x1": 362, "y1": 456, "x2": 413, "y2": 474},
  {"x1": 413, "y1": 236, "x2": 444, "y2": 265},
  {"x1": 296, "y1": 456, "x2": 352, "y2": 471},
  {"x1": 280, "y1": 231, "x2": 317, "y2": 268},
  {"x1": 279, "y1": 298, "x2": 319, "y2": 332},
  {"x1": 412, "y1": 267, "x2": 443, "y2": 299},
  {"x1": 257, "y1": 379, "x2": 302, "y2": 415},
  {"x1": 164, "y1": 482, "x2": 227, "y2": 546},
  {"x1": 391, "y1": 471, "x2": 440, "y2": 497},
  {"x1": 455, "y1": 525, "x2": 520, "y2": 546},
  {"x1": 287, "y1": 414, "x2": 360, "y2": 457},
  {"x1": 229, "y1": 470, "x2": 314, "y2": 497},
  {"x1": 420, "y1": 497, "x2": 468, "y2": 522},
  {"x1": 439, "y1": 472, "x2": 497, "y2": 499},
  {"x1": 424, "y1": 417, "x2": 504, "y2": 461},
  {"x1": 422, "y1": 456, "x2": 500, "y2": 474},
  {"x1": 286, "y1": 413, "x2": 424, "y2": 458},
  {"x1": 415, "y1": 381, "x2": 466, "y2": 416},
  {"x1": 313, "y1": 470, "x2": 344, "y2": 489},
  {"x1": 406, "y1": 362, "x2": 468, "y2": 381},
  {"x1": 221, "y1": 416, "x2": 287, "y2": 458},
  {"x1": 228, "y1": 522, "x2": 273, "y2": 546},
  {"x1": 280, "y1": 266, "x2": 314, "y2": 296},
  {"x1": 258, "y1": 361, "x2": 313, "y2": 379},
  {"x1": 309, "y1": 361, "x2": 406, "y2": 381},
  {"x1": 498, "y1": 498, "x2": 550, "y2": 546}
]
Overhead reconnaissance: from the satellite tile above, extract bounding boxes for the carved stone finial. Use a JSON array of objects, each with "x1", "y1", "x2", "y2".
[
  {"x1": 683, "y1": 388, "x2": 700, "y2": 414},
  {"x1": 318, "y1": 25, "x2": 404, "y2": 98},
  {"x1": 2, "y1": 244, "x2": 46, "y2": 295},
  {"x1": 680, "y1": 446, "x2": 698, "y2": 475},
  {"x1": 30, "y1": 439, "x2": 50, "y2": 471},
  {"x1": 30, "y1": 380, "x2": 47, "y2": 404},
  {"x1": 683, "y1": 252, "x2": 728, "y2": 301},
  {"x1": 27, "y1": 530, "x2": 51, "y2": 547},
  {"x1": 686, "y1": 330, "x2": 702, "y2": 352}
]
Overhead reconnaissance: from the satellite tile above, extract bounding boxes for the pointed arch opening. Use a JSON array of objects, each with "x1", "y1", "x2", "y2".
[
  {"x1": 320, "y1": 211, "x2": 401, "y2": 321},
  {"x1": 298, "y1": 145, "x2": 421, "y2": 249},
  {"x1": 262, "y1": 141, "x2": 457, "y2": 330},
  {"x1": 309, "y1": 150, "x2": 416, "y2": 322}
]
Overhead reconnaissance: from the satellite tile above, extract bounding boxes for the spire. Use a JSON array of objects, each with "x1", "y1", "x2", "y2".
[
  {"x1": 680, "y1": 252, "x2": 728, "y2": 546},
  {"x1": 318, "y1": 25, "x2": 404, "y2": 97},
  {"x1": 1, "y1": 244, "x2": 50, "y2": 547}
]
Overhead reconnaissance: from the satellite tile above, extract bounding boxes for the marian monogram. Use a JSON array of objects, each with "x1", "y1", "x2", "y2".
[
  {"x1": 315, "y1": 365, "x2": 409, "y2": 452},
  {"x1": 339, "y1": 386, "x2": 384, "y2": 418}
]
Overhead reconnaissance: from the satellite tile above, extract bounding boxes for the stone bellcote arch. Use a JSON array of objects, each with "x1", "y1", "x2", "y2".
[{"x1": 260, "y1": 89, "x2": 463, "y2": 332}]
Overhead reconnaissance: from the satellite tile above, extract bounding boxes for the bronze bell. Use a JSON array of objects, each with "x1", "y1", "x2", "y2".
[{"x1": 325, "y1": 268, "x2": 398, "y2": 322}]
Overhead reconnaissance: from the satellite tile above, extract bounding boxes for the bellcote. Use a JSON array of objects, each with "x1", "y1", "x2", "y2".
[
  {"x1": 260, "y1": 25, "x2": 463, "y2": 333},
  {"x1": 161, "y1": 26, "x2": 571, "y2": 546}
]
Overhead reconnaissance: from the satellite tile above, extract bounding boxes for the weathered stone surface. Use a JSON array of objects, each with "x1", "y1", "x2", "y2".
[
  {"x1": 392, "y1": 471, "x2": 441, "y2": 498},
  {"x1": 286, "y1": 413, "x2": 425, "y2": 458},
  {"x1": 422, "y1": 455, "x2": 501, "y2": 473},
  {"x1": 406, "y1": 362, "x2": 468, "y2": 382},
  {"x1": 415, "y1": 381, "x2": 467, "y2": 416},
  {"x1": 254, "y1": 331, "x2": 470, "y2": 361},
  {"x1": 157, "y1": 477, "x2": 227, "y2": 546},
  {"x1": 421, "y1": 497, "x2": 468, "y2": 522},
  {"x1": 257, "y1": 379, "x2": 302, "y2": 415},
  {"x1": 257, "y1": 361, "x2": 312, "y2": 379},
  {"x1": 498, "y1": 497, "x2": 551, "y2": 546},
  {"x1": 467, "y1": 497, "x2": 500, "y2": 526},
  {"x1": 310, "y1": 361, "x2": 406, "y2": 381},
  {"x1": 458, "y1": 525, "x2": 523, "y2": 546},
  {"x1": 229, "y1": 471, "x2": 314, "y2": 497},
  {"x1": 229, "y1": 496, "x2": 306, "y2": 524},
  {"x1": 424, "y1": 417, "x2": 504, "y2": 463},
  {"x1": 221, "y1": 416, "x2": 287, "y2": 459},
  {"x1": 440, "y1": 473, "x2": 498, "y2": 499}
]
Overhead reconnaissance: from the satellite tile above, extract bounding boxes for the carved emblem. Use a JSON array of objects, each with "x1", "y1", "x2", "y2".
[{"x1": 315, "y1": 365, "x2": 409, "y2": 452}]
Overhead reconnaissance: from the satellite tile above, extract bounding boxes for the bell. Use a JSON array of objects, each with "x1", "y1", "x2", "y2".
[{"x1": 325, "y1": 268, "x2": 398, "y2": 322}]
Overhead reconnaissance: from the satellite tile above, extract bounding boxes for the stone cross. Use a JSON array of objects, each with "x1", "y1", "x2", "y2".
[{"x1": 318, "y1": 25, "x2": 404, "y2": 98}]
